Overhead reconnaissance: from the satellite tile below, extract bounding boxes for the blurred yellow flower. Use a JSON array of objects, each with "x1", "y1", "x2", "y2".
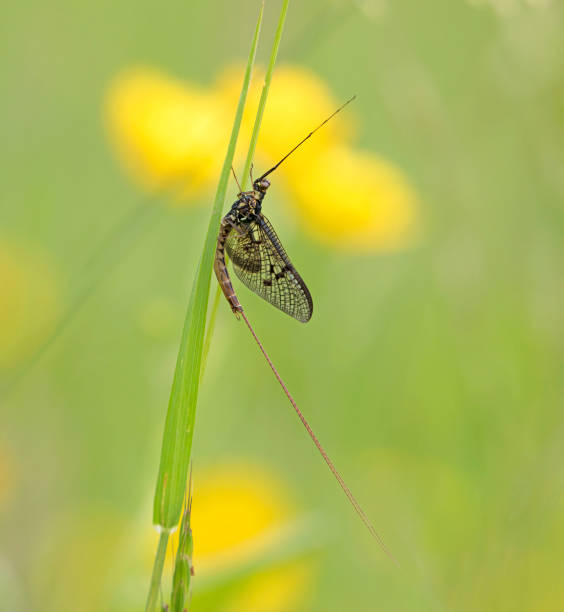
[
  {"x1": 216, "y1": 64, "x2": 354, "y2": 166},
  {"x1": 286, "y1": 146, "x2": 418, "y2": 252},
  {"x1": 105, "y1": 63, "x2": 418, "y2": 250},
  {"x1": 225, "y1": 561, "x2": 314, "y2": 612},
  {"x1": 105, "y1": 68, "x2": 231, "y2": 200},
  {"x1": 190, "y1": 461, "x2": 294, "y2": 567},
  {"x1": 156, "y1": 461, "x2": 317, "y2": 612},
  {"x1": 0, "y1": 240, "x2": 59, "y2": 369}
]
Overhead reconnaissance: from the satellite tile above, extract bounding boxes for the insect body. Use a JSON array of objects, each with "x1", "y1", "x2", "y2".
[
  {"x1": 211, "y1": 96, "x2": 397, "y2": 563},
  {"x1": 214, "y1": 95, "x2": 355, "y2": 320},
  {"x1": 214, "y1": 176, "x2": 313, "y2": 322}
]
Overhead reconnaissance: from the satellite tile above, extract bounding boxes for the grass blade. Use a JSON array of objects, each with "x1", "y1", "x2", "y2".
[
  {"x1": 240, "y1": 0, "x2": 290, "y2": 190},
  {"x1": 201, "y1": 0, "x2": 291, "y2": 380},
  {"x1": 170, "y1": 488, "x2": 194, "y2": 612},
  {"x1": 144, "y1": 5, "x2": 264, "y2": 611}
]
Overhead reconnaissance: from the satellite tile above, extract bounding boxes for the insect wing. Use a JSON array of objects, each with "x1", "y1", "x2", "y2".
[{"x1": 225, "y1": 214, "x2": 313, "y2": 322}]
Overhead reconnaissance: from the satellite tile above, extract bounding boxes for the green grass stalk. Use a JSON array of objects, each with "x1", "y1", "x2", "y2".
[
  {"x1": 144, "y1": 5, "x2": 264, "y2": 611},
  {"x1": 170, "y1": 496, "x2": 194, "y2": 612},
  {"x1": 146, "y1": 531, "x2": 169, "y2": 612},
  {"x1": 201, "y1": 0, "x2": 291, "y2": 377},
  {"x1": 240, "y1": 0, "x2": 290, "y2": 190}
]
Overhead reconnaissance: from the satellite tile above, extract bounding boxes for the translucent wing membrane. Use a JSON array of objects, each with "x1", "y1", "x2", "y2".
[{"x1": 225, "y1": 213, "x2": 313, "y2": 322}]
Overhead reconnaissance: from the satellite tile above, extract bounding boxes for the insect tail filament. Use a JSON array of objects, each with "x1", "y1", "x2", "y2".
[{"x1": 240, "y1": 310, "x2": 398, "y2": 566}]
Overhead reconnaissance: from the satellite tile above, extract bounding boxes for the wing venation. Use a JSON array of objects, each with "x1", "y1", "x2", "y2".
[{"x1": 225, "y1": 214, "x2": 313, "y2": 322}]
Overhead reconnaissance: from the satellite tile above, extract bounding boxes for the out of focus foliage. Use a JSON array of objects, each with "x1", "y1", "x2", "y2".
[{"x1": 2, "y1": 1, "x2": 564, "y2": 611}]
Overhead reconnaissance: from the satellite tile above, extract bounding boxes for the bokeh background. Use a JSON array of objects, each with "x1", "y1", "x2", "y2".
[{"x1": 2, "y1": 0, "x2": 564, "y2": 610}]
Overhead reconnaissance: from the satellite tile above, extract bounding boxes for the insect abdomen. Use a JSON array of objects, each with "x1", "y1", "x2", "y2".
[{"x1": 214, "y1": 218, "x2": 243, "y2": 315}]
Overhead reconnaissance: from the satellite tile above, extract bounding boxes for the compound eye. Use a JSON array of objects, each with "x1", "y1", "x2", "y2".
[{"x1": 261, "y1": 179, "x2": 270, "y2": 189}]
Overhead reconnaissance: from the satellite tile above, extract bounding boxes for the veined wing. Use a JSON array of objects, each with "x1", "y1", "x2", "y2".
[{"x1": 225, "y1": 213, "x2": 313, "y2": 322}]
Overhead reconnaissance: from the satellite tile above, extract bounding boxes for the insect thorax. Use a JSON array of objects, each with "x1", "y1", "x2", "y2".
[{"x1": 229, "y1": 190, "x2": 264, "y2": 225}]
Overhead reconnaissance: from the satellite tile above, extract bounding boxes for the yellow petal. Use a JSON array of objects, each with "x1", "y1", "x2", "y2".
[
  {"x1": 225, "y1": 560, "x2": 315, "y2": 612},
  {"x1": 216, "y1": 64, "x2": 355, "y2": 169},
  {"x1": 154, "y1": 461, "x2": 298, "y2": 574},
  {"x1": 190, "y1": 461, "x2": 294, "y2": 569},
  {"x1": 286, "y1": 146, "x2": 419, "y2": 252},
  {"x1": 185, "y1": 461, "x2": 315, "y2": 612},
  {"x1": 104, "y1": 68, "x2": 231, "y2": 201}
]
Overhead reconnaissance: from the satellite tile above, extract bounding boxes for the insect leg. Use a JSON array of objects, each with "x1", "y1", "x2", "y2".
[{"x1": 231, "y1": 166, "x2": 242, "y2": 194}]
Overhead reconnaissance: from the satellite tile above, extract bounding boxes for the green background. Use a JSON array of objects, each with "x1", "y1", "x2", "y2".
[{"x1": 2, "y1": 1, "x2": 564, "y2": 610}]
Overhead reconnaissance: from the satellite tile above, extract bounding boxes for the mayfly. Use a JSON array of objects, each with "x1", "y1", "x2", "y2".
[{"x1": 214, "y1": 97, "x2": 397, "y2": 564}]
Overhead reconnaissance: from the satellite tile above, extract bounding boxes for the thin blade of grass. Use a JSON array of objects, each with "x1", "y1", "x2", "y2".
[
  {"x1": 240, "y1": 0, "x2": 290, "y2": 190},
  {"x1": 200, "y1": 0, "x2": 291, "y2": 374},
  {"x1": 152, "y1": 0, "x2": 263, "y2": 533},
  {"x1": 170, "y1": 486, "x2": 194, "y2": 612},
  {"x1": 145, "y1": 5, "x2": 264, "y2": 612}
]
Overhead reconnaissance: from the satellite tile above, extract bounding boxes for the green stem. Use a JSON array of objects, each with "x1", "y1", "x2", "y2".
[
  {"x1": 240, "y1": 0, "x2": 290, "y2": 190},
  {"x1": 201, "y1": 0, "x2": 291, "y2": 368},
  {"x1": 145, "y1": 531, "x2": 169, "y2": 612},
  {"x1": 145, "y1": 6, "x2": 264, "y2": 611}
]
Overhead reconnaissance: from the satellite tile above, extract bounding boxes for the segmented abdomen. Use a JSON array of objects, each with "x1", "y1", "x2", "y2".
[{"x1": 214, "y1": 216, "x2": 243, "y2": 315}]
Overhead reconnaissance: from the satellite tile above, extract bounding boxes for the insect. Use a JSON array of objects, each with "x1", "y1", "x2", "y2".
[
  {"x1": 213, "y1": 97, "x2": 397, "y2": 564},
  {"x1": 214, "y1": 96, "x2": 355, "y2": 322}
]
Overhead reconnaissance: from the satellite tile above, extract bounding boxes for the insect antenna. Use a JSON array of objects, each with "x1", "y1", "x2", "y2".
[
  {"x1": 231, "y1": 166, "x2": 243, "y2": 193},
  {"x1": 240, "y1": 310, "x2": 398, "y2": 566},
  {"x1": 257, "y1": 95, "x2": 356, "y2": 181}
]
